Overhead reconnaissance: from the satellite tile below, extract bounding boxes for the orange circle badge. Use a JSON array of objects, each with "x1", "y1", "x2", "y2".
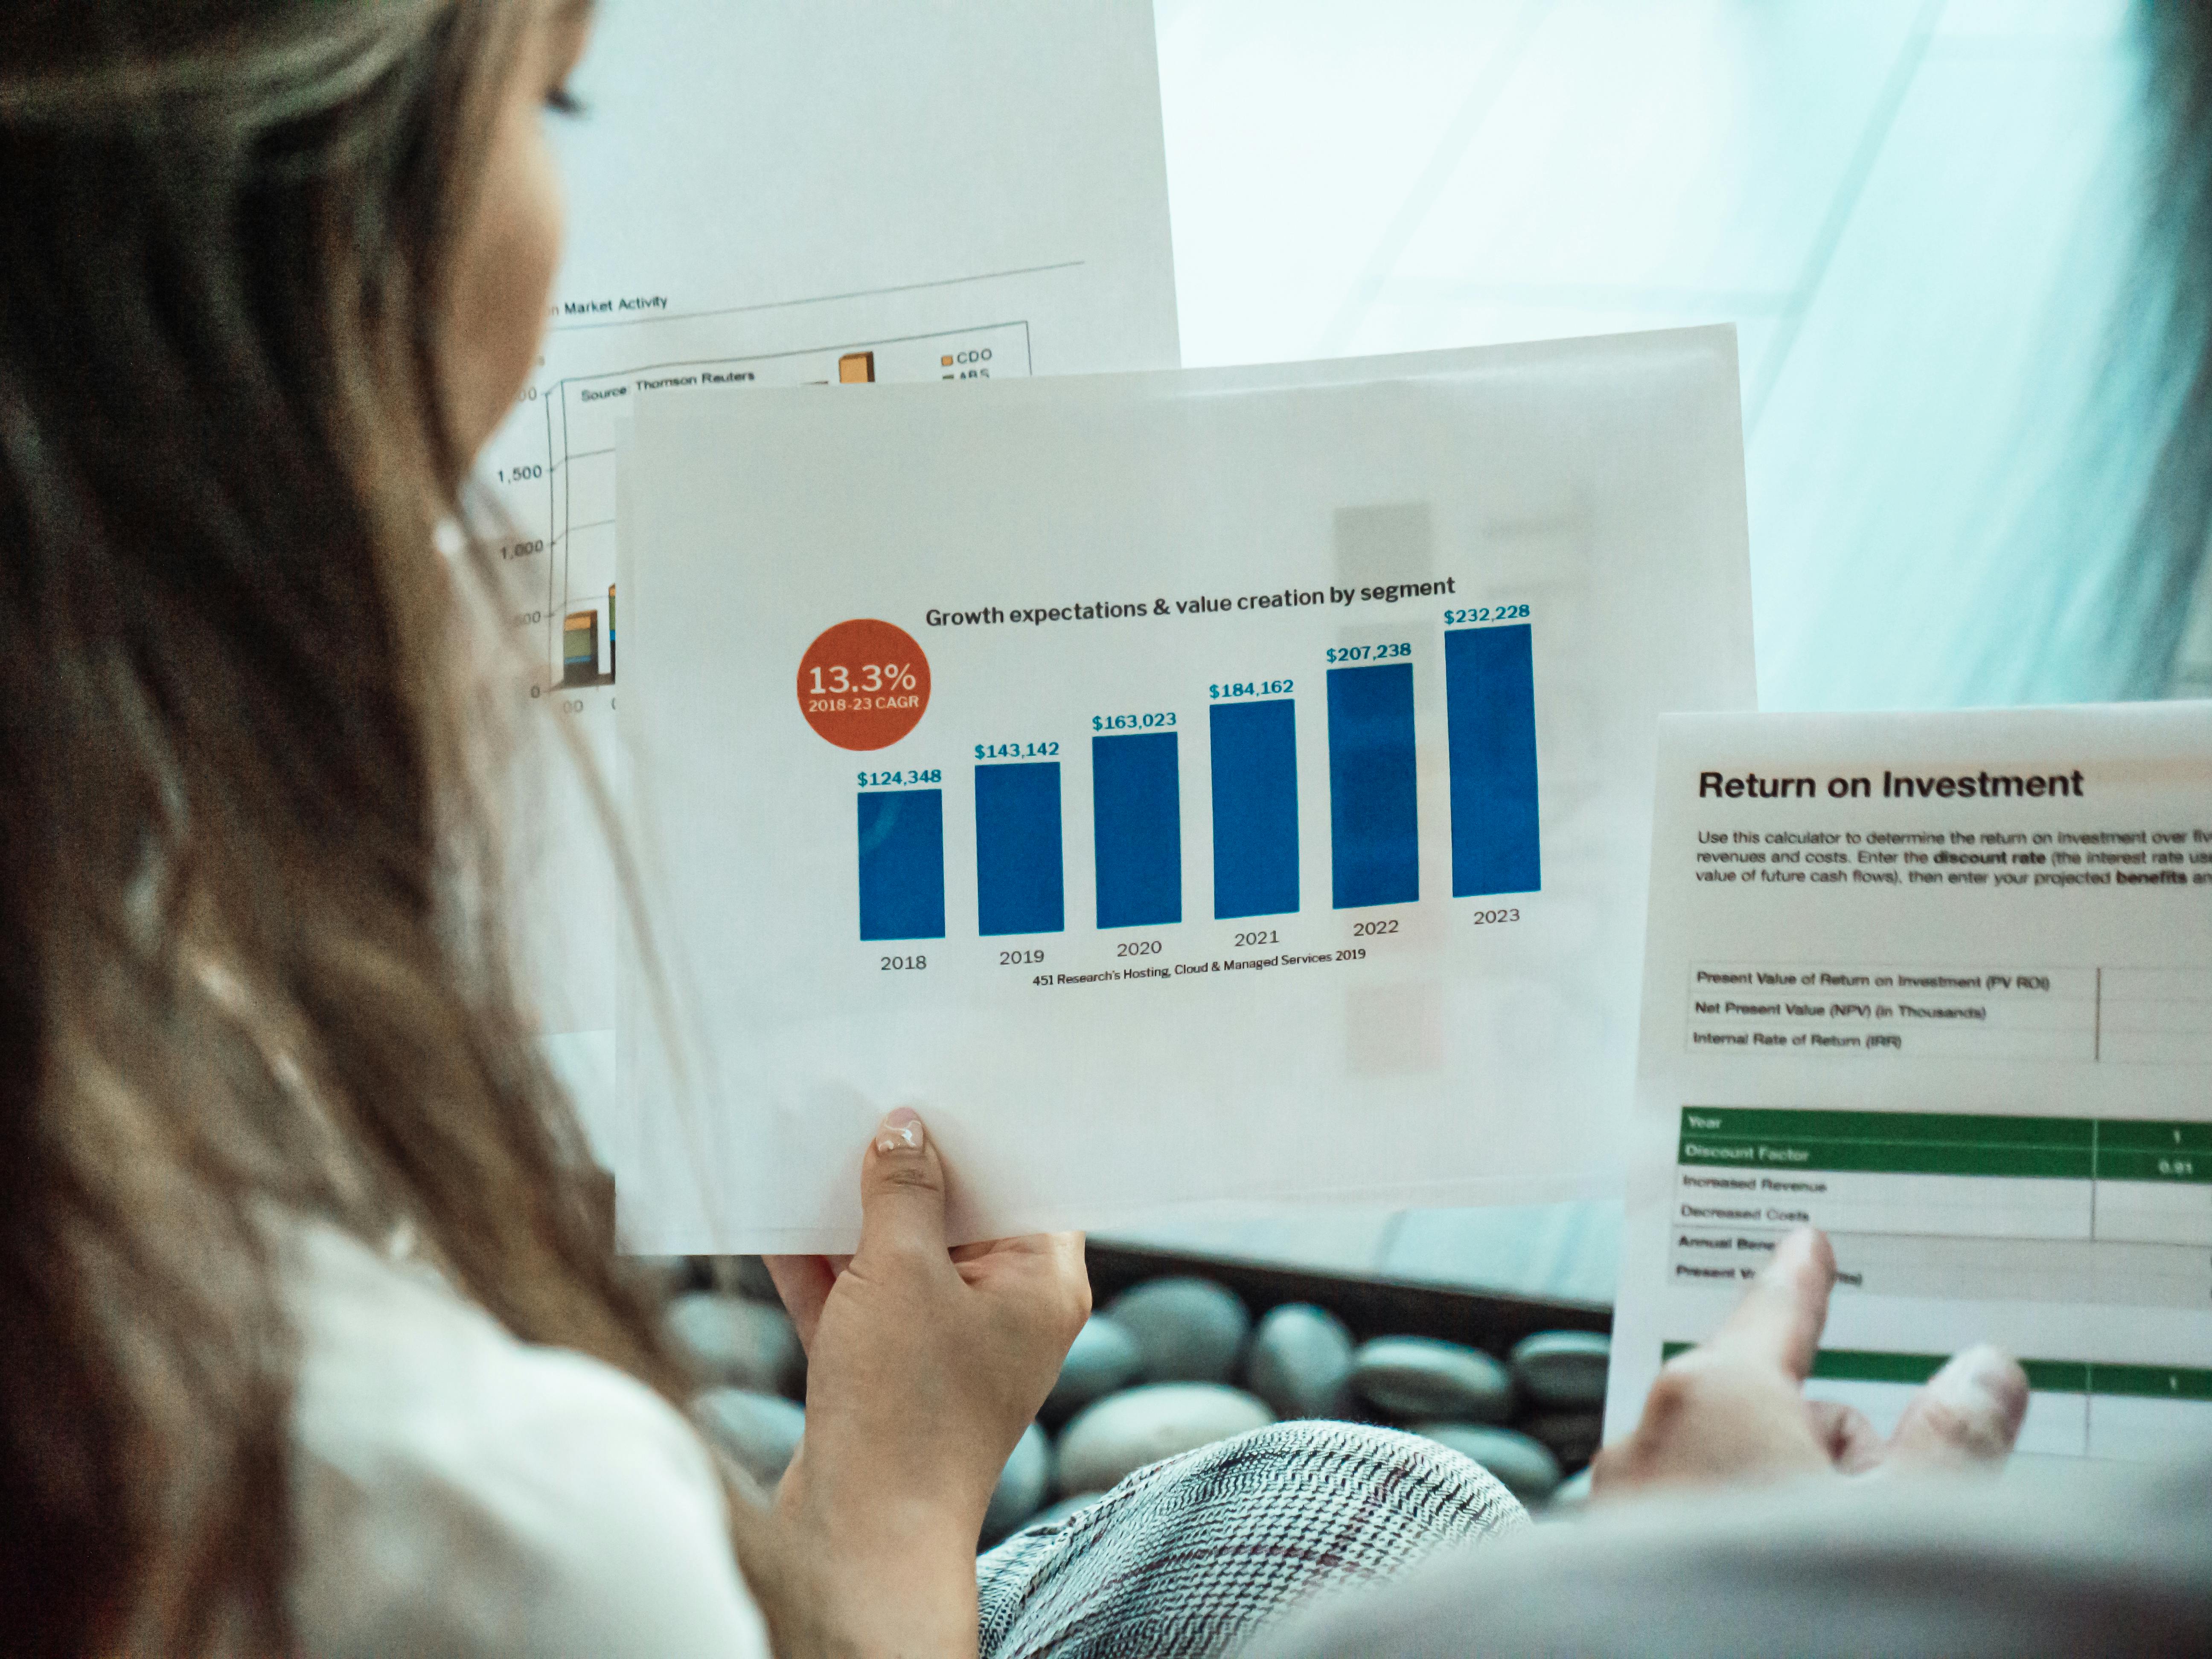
[{"x1": 797, "y1": 618, "x2": 931, "y2": 750}]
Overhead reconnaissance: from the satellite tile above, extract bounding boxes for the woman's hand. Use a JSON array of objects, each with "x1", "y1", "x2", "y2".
[
  {"x1": 1593, "y1": 1226, "x2": 2028, "y2": 1498},
  {"x1": 764, "y1": 1109, "x2": 1089, "y2": 1656}
]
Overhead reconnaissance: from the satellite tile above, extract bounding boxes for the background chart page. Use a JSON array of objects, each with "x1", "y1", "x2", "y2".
[
  {"x1": 1609, "y1": 707, "x2": 2212, "y2": 1467},
  {"x1": 481, "y1": 0, "x2": 1182, "y2": 1150},
  {"x1": 615, "y1": 329, "x2": 1755, "y2": 1252}
]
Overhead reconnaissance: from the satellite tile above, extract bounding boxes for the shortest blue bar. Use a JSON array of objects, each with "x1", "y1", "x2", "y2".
[
  {"x1": 975, "y1": 763, "x2": 1065, "y2": 935},
  {"x1": 857, "y1": 789, "x2": 945, "y2": 940}
]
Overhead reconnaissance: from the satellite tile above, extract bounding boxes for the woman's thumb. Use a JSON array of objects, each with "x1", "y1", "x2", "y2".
[
  {"x1": 1883, "y1": 1345, "x2": 2028, "y2": 1471},
  {"x1": 855, "y1": 1108, "x2": 949, "y2": 1262}
]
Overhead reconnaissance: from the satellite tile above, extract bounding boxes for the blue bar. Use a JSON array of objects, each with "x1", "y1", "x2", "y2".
[
  {"x1": 975, "y1": 763, "x2": 1065, "y2": 935},
  {"x1": 1446, "y1": 625, "x2": 1541, "y2": 896},
  {"x1": 856, "y1": 789, "x2": 944, "y2": 940},
  {"x1": 1092, "y1": 733, "x2": 1182, "y2": 927},
  {"x1": 1210, "y1": 701, "x2": 1299, "y2": 919},
  {"x1": 1327, "y1": 664, "x2": 1419, "y2": 908}
]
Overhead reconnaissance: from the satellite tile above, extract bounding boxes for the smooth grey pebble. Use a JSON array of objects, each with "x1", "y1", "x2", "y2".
[
  {"x1": 1511, "y1": 1330, "x2": 1611, "y2": 1409},
  {"x1": 1522, "y1": 1409, "x2": 1603, "y2": 1467},
  {"x1": 666, "y1": 1292, "x2": 804, "y2": 1395},
  {"x1": 710, "y1": 1254, "x2": 782, "y2": 1304},
  {"x1": 1353, "y1": 1336, "x2": 1513, "y2": 1422},
  {"x1": 980, "y1": 1423, "x2": 1052, "y2": 1545},
  {"x1": 1107, "y1": 1277, "x2": 1252, "y2": 1384},
  {"x1": 627, "y1": 1254, "x2": 698, "y2": 1297},
  {"x1": 1413, "y1": 1421, "x2": 1561, "y2": 1502},
  {"x1": 1246, "y1": 1303, "x2": 1355, "y2": 1420},
  {"x1": 1044, "y1": 1316, "x2": 1144, "y2": 1423},
  {"x1": 1053, "y1": 1382, "x2": 1274, "y2": 1495},
  {"x1": 1542, "y1": 1467, "x2": 1595, "y2": 1515},
  {"x1": 696, "y1": 1388, "x2": 806, "y2": 1489}
]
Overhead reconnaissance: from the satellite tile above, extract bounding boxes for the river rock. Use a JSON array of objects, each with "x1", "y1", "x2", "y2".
[
  {"x1": 1353, "y1": 1337, "x2": 1513, "y2": 1422},
  {"x1": 666, "y1": 1292, "x2": 804, "y2": 1396},
  {"x1": 1043, "y1": 1316, "x2": 1144, "y2": 1423},
  {"x1": 696, "y1": 1388, "x2": 806, "y2": 1489},
  {"x1": 629, "y1": 1255, "x2": 699, "y2": 1297},
  {"x1": 1511, "y1": 1330, "x2": 1611, "y2": 1409},
  {"x1": 1246, "y1": 1303, "x2": 1355, "y2": 1419},
  {"x1": 1054, "y1": 1383, "x2": 1274, "y2": 1495},
  {"x1": 1545, "y1": 1467, "x2": 1594, "y2": 1514},
  {"x1": 1107, "y1": 1278, "x2": 1252, "y2": 1383},
  {"x1": 706, "y1": 1254, "x2": 783, "y2": 1304},
  {"x1": 981, "y1": 1423, "x2": 1052, "y2": 1545},
  {"x1": 1413, "y1": 1422, "x2": 1561, "y2": 1502},
  {"x1": 1523, "y1": 1410, "x2": 1604, "y2": 1467}
]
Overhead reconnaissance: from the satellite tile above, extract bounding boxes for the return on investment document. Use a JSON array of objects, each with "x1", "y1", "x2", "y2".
[
  {"x1": 1607, "y1": 705, "x2": 2212, "y2": 1467},
  {"x1": 615, "y1": 329, "x2": 1754, "y2": 1251}
]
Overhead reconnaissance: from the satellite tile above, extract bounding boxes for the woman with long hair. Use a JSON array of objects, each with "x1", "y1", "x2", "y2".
[
  {"x1": 0, "y1": 3, "x2": 1524, "y2": 1651},
  {"x1": 0, "y1": 3, "x2": 2062, "y2": 1655}
]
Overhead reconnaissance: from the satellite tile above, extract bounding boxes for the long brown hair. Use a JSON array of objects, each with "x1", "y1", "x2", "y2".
[{"x1": 0, "y1": 2, "x2": 723, "y2": 1651}]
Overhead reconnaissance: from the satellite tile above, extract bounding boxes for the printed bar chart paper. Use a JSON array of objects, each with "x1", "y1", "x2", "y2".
[
  {"x1": 494, "y1": 0, "x2": 1179, "y2": 705},
  {"x1": 617, "y1": 329, "x2": 1754, "y2": 1250},
  {"x1": 491, "y1": 0, "x2": 1180, "y2": 1163},
  {"x1": 1607, "y1": 706, "x2": 2212, "y2": 1467}
]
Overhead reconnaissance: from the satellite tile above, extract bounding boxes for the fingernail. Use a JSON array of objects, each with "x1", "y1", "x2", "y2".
[
  {"x1": 874, "y1": 1107, "x2": 925, "y2": 1155},
  {"x1": 1927, "y1": 1345, "x2": 2030, "y2": 1452}
]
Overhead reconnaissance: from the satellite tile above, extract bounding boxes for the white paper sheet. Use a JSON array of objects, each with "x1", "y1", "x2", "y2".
[
  {"x1": 613, "y1": 326, "x2": 1755, "y2": 1251},
  {"x1": 1607, "y1": 705, "x2": 2212, "y2": 1466},
  {"x1": 478, "y1": 1, "x2": 1181, "y2": 1152}
]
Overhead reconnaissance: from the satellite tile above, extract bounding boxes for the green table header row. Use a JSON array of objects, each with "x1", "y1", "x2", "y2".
[
  {"x1": 1678, "y1": 1109, "x2": 2212, "y2": 1183},
  {"x1": 1679, "y1": 1108, "x2": 2091, "y2": 1147},
  {"x1": 1658, "y1": 1344, "x2": 2212, "y2": 1400}
]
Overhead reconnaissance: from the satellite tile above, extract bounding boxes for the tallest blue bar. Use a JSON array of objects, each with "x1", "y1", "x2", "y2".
[
  {"x1": 1446, "y1": 624, "x2": 1541, "y2": 896},
  {"x1": 1327, "y1": 663, "x2": 1419, "y2": 908}
]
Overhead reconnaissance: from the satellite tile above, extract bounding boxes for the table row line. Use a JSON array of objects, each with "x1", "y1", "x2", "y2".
[
  {"x1": 1691, "y1": 965, "x2": 2212, "y2": 1002},
  {"x1": 1675, "y1": 1166, "x2": 2212, "y2": 1244},
  {"x1": 1687, "y1": 963, "x2": 2212, "y2": 1063},
  {"x1": 1669, "y1": 1226, "x2": 2212, "y2": 1308},
  {"x1": 1659, "y1": 1344, "x2": 2212, "y2": 1461}
]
